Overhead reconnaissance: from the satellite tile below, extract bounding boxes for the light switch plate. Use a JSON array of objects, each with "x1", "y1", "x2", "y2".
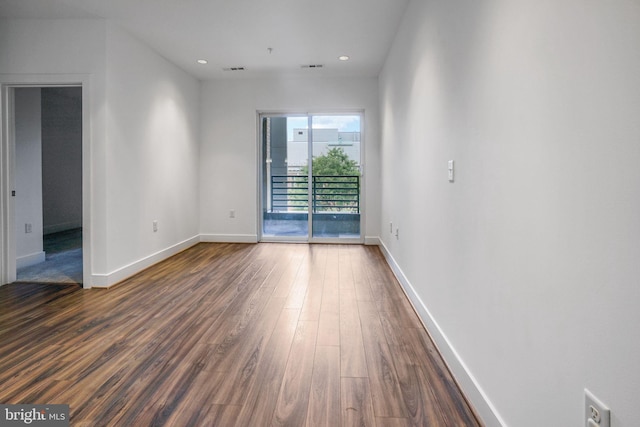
[{"x1": 448, "y1": 160, "x2": 454, "y2": 182}]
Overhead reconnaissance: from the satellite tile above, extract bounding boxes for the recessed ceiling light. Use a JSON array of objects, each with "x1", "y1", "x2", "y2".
[
  {"x1": 338, "y1": 55, "x2": 350, "y2": 61},
  {"x1": 197, "y1": 59, "x2": 208, "y2": 64}
]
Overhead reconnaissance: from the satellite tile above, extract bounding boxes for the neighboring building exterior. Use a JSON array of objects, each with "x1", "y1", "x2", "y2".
[{"x1": 288, "y1": 128, "x2": 360, "y2": 169}]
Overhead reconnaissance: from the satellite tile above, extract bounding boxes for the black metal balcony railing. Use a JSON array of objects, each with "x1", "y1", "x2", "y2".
[
  {"x1": 312, "y1": 175, "x2": 360, "y2": 213},
  {"x1": 271, "y1": 175, "x2": 360, "y2": 214}
]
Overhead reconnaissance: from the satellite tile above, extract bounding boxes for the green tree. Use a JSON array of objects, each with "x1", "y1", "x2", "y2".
[
  {"x1": 303, "y1": 147, "x2": 360, "y2": 176},
  {"x1": 300, "y1": 147, "x2": 360, "y2": 212}
]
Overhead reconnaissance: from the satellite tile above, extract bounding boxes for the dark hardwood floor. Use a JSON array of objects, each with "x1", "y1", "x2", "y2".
[{"x1": 0, "y1": 243, "x2": 481, "y2": 426}]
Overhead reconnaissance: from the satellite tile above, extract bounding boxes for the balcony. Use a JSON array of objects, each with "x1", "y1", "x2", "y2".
[{"x1": 264, "y1": 175, "x2": 360, "y2": 238}]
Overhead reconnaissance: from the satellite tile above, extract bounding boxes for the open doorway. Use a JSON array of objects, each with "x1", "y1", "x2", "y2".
[{"x1": 13, "y1": 86, "x2": 83, "y2": 285}]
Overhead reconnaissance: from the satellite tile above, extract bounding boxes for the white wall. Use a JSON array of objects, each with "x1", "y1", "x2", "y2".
[
  {"x1": 0, "y1": 18, "x2": 108, "y2": 280},
  {"x1": 103, "y1": 23, "x2": 200, "y2": 280},
  {"x1": 379, "y1": 1, "x2": 640, "y2": 426},
  {"x1": 14, "y1": 88, "x2": 44, "y2": 268},
  {"x1": 1, "y1": 19, "x2": 200, "y2": 287},
  {"x1": 199, "y1": 76, "x2": 380, "y2": 242}
]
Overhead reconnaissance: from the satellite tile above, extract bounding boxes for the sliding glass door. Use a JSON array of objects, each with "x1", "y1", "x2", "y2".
[
  {"x1": 260, "y1": 113, "x2": 362, "y2": 242},
  {"x1": 261, "y1": 115, "x2": 310, "y2": 240}
]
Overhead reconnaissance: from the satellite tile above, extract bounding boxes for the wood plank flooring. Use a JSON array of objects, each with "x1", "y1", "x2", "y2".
[{"x1": 0, "y1": 243, "x2": 482, "y2": 426}]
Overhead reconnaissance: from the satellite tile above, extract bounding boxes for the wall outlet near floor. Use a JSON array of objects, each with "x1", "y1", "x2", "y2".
[
  {"x1": 25, "y1": 223, "x2": 32, "y2": 233},
  {"x1": 585, "y1": 389, "x2": 610, "y2": 427},
  {"x1": 229, "y1": 209, "x2": 236, "y2": 219},
  {"x1": 153, "y1": 220, "x2": 158, "y2": 232}
]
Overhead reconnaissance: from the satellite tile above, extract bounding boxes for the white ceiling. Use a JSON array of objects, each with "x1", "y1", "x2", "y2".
[{"x1": 0, "y1": 0, "x2": 410, "y2": 80}]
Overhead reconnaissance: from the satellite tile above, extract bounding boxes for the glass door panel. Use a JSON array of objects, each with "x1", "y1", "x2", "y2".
[
  {"x1": 260, "y1": 113, "x2": 362, "y2": 242},
  {"x1": 261, "y1": 115, "x2": 309, "y2": 239},
  {"x1": 311, "y1": 115, "x2": 361, "y2": 239}
]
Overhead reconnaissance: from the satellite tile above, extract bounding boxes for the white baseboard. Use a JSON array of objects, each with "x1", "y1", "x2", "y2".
[
  {"x1": 91, "y1": 235, "x2": 200, "y2": 288},
  {"x1": 90, "y1": 234, "x2": 257, "y2": 288},
  {"x1": 16, "y1": 251, "x2": 46, "y2": 269},
  {"x1": 364, "y1": 236, "x2": 381, "y2": 246},
  {"x1": 200, "y1": 234, "x2": 258, "y2": 243},
  {"x1": 44, "y1": 221, "x2": 82, "y2": 235},
  {"x1": 377, "y1": 239, "x2": 506, "y2": 427}
]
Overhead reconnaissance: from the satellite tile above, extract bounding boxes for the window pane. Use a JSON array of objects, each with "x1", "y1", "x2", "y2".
[{"x1": 311, "y1": 115, "x2": 361, "y2": 239}]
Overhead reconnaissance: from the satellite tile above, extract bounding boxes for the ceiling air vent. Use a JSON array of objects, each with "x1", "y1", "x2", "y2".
[
  {"x1": 223, "y1": 67, "x2": 246, "y2": 71},
  {"x1": 301, "y1": 64, "x2": 324, "y2": 69}
]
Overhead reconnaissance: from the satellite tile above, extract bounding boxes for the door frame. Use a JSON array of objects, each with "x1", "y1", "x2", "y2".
[
  {"x1": 0, "y1": 74, "x2": 92, "y2": 287},
  {"x1": 257, "y1": 110, "x2": 365, "y2": 244}
]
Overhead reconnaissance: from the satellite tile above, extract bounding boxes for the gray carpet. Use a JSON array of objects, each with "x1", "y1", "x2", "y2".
[{"x1": 16, "y1": 228, "x2": 83, "y2": 285}]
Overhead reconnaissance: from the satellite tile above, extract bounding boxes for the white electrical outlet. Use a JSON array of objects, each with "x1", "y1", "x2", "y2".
[
  {"x1": 448, "y1": 160, "x2": 455, "y2": 182},
  {"x1": 585, "y1": 389, "x2": 610, "y2": 427},
  {"x1": 229, "y1": 209, "x2": 236, "y2": 219},
  {"x1": 153, "y1": 220, "x2": 158, "y2": 232}
]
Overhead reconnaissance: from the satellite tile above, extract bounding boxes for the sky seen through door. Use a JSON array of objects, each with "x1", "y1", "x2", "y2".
[{"x1": 286, "y1": 115, "x2": 361, "y2": 140}]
